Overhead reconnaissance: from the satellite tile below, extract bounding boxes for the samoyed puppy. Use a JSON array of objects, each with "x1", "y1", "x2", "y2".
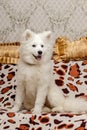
[
  {"x1": 11, "y1": 29, "x2": 54, "y2": 113},
  {"x1": 12, "y1": 29, "x2": 87, "y2": 114}
]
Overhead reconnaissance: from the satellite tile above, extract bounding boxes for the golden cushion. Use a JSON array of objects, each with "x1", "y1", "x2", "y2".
[
  {"x1": 53, "y1": 36, "x2": 87, "y2": 62},
  {"x1": 0, "y1": 42, "x2": 20, "y2": 64}
]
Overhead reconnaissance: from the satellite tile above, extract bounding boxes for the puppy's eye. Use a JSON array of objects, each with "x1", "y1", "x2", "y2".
[
  {"x1": 41, "y1": 45, "x2": 44, "y2": 48},
  {"x1": 32, "y1": 44, "x2": 36, "y2": 47}
]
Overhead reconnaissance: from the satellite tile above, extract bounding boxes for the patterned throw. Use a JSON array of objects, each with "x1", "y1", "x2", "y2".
[{"x1": 0, "y1": 61, "x2": 87, "y2": 129}]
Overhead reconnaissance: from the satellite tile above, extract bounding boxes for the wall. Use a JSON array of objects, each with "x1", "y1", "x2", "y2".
[{"x1": 0, "y1": 0, "x2": 87, "y2": 42}]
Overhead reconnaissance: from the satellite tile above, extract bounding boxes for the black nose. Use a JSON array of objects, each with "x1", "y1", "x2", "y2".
[{"x1": 38, "y1": 51, "x2": 42, "y2": 55}]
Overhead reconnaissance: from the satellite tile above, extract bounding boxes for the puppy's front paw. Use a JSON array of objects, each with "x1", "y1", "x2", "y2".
[
  {"x1": 10, "y1": 105, "x2": 20, "y2": 112},
  {"x1": 32, "y1": 108, "x2": 42, "y2": 114}
]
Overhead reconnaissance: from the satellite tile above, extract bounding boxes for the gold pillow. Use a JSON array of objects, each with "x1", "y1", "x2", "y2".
[
  {"x1": 0, "y1": 37, "x2": 87, "y2": 64},
  {"x1": 0, "y1": 42, "x2": 20, "y2": 64},
  {"x1": 53, "y1": 36, "x2": 87, "y2": 62}
]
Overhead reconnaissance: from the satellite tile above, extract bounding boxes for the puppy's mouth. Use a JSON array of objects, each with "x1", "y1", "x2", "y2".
[{"x1": 33, "y1": 54, "x2": 42, "y2": 61}]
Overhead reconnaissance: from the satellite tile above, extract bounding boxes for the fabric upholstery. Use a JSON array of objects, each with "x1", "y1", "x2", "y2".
[{"x1": 0, "y1": 61, "x2": 87, "y2": 129}]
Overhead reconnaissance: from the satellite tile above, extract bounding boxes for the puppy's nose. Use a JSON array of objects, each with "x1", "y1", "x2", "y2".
[{"x1": 38, "y1": 51, "x2": 42, "y2": 55}]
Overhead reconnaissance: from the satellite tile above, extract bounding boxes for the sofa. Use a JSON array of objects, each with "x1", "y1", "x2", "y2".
[{"x1": 0, "y1": 37, "x2": 87, "y2": 130}]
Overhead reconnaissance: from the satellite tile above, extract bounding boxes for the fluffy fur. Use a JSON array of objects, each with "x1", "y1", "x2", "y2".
[
  {"x1": 47, "y1": 84, "x2": 87, "y2": 114},
  {"x1": 11, "y1": 29, "x2": 53, "y2": 113},
  {"x1": 11, "y1": 30, "x2": 87, "y2": 114}
]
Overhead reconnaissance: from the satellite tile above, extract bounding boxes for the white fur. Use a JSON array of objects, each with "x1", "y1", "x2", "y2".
[
  {"x1": 11, "y1": 29, "x2": 53, "y2": 113},
  {"x1": 47, "y1": 83, "x2": 87, "y2": 113}
]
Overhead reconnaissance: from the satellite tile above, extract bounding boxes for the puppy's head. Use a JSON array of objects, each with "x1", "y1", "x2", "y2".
[{"x1": 20, "y1": 29, "x2": 53, "y2": 65}]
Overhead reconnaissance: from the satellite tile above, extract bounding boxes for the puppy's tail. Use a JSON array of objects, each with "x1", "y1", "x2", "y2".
[{"x1": 64, "y1": 97, "x2": 87, "y2": 113}]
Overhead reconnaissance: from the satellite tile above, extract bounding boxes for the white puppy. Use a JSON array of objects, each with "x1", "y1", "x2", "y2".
[
  {"x1": 12, "y1": 29, "x2": 87, "y2": 114},
  {"x1": 11, "y1": 29, "x2": 53, "y2": 113}
]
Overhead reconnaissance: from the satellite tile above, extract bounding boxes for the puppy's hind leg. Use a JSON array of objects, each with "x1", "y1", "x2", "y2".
[
  {"x1": 52, "y1": 106, "x2": 64, "y2": 113},
  {"x1": 10, "y1": 81, "x2": 25, "y2": 112},
  {"x1": 42, "y1": 106, "x2": 51, "y2": 113}
]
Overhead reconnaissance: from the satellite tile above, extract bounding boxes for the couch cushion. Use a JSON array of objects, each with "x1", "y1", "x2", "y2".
[
  {"x1": 0, "y1": 42, "x2": 20, "y2": 64},
  {"x1": 53, "y1": 37, "x2": 87, "y2": 62},
  {"x1": 0, "y1": 60, "x2": 87, "y2": 110}
]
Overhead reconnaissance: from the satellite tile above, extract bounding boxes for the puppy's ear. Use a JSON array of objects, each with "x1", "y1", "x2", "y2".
[
  {"x1": 42, "y1": 31, "x2": 52, "y2": 40},
  {"x1": 22, "y1": 29, "x2": 35, "y2": 41}
]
